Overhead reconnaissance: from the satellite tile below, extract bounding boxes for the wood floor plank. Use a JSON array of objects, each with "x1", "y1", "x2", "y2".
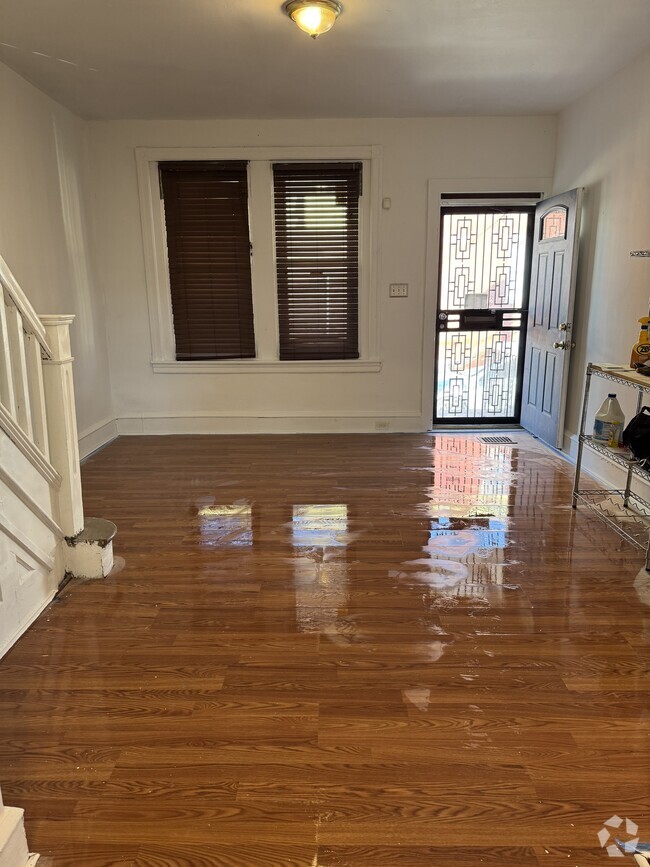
[
  {"x1": 1, "y1": 432, "x2": 649, "y2": 864},
  {"x1": 317, "y1": 847, "x2": 539, "y2": 866},
  {"x1": 135, "y1": 843, "x2": 318, "y2": 866}
]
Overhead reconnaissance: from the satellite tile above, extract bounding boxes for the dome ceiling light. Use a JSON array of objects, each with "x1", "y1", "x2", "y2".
[{"x1": 284, "y1": 1, "x2": 343, "y2": 39}]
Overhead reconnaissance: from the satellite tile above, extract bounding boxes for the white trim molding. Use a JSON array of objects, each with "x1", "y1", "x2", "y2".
[
  {"x1": 135, "y1": 145, "x2": 382, "y2": 372},
  {"x1": 0, "y1": 403, "x2": 61, "y2": 488},
  {"x1": 116, "y1": 410, "x2": 422, "y2": 436},
  {"x1": 0, "y1": 513, "x2": 55, "y2": 571},
  {"x1": 152, "y1": 360, "x2": 382, "y2": 375},
  {"x1": 0, "y1": 465, "x2": 63, "y2": 539},
  {"x1": 78, "y1": 417, "x2": 119, "y2": 460},
  {"x1": 421, "y1": 176, "x2": 553, "y2": 430}
]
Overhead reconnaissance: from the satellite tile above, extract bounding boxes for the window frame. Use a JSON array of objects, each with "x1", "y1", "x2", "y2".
[{"x1": 136, "y1": 146, "x2": 382, "y2": 374}]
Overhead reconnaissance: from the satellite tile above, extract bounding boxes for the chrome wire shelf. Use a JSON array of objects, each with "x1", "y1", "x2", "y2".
[
  {"x1": 574, "y1": 363, "x2": 650, "y2": 569},
  {"x1": 579, "y1": 435, "x2": 650, "y2": 482},
  {"x1": 590, "y1": 365, "x2": 650, "y2": 393},
  {"x1": 574, "y1": 489, "x2": 650, "y2": 552}
]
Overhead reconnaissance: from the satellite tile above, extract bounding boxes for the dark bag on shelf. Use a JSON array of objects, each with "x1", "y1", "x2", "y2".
[{"x1": 622, "y1": 406, "x2": 650, "y2": 464}]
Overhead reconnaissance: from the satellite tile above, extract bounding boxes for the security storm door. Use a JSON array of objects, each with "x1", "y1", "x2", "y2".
[
  {"x1": 434, "y1": 206, "x2": 535, "y2": 423},
  {"x1": 520, "y1": 189, "x2": 582, "y2": 449}
]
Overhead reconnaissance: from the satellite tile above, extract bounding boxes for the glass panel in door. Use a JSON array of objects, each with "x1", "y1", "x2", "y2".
[{"x1": 434, "y1": 207, "x2": 534, "y2": 423}]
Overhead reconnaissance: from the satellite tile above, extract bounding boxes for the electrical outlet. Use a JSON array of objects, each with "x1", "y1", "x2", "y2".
[{"x1": 390, "y1": 283, "x2": 408, "y2": 297}]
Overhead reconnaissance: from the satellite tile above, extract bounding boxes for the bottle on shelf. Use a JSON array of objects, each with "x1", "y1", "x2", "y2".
[
  {"x1": 631, "y1": 315, "x2": 650, "y2": 368},
  {"x1": 593, "y1": 394, "x2": 625, "y2": 447}
]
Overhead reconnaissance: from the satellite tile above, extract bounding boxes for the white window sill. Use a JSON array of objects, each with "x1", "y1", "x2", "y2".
[{"x1": 152, "y1": 360, "x2": 382, "y2": 375}]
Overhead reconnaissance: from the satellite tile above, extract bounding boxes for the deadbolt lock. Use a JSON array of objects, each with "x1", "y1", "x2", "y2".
[{"x1": 559, "y1": 322, "x2": 570, "y2": 332}]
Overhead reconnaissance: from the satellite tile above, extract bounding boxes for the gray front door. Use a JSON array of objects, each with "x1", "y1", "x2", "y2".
[{"x1": 520, "y1": 189, "x2": 582, "y2": 449}]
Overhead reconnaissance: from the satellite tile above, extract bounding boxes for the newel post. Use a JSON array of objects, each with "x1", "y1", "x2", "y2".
[{"x1": 41, "y1": 315, "x2": 84, "y2": 538}]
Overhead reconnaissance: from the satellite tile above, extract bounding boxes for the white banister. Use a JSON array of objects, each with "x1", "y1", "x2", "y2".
[
  {"x1": 0, "y1": 256, "x2": 111, "y2": 659},
  {"x1": 41, "y1": 315, "x2": 84, "y2": 537},
  {"x1": 5, "y1": 301, "x2": 33, "y2": 439},
  {"x1": 0, "y1": 253, "x2": 53, "y2": 455},
  {"x1": 24, "y1": 332, "x2": 49, "y2": 459},
  {"x1": 0, "y1": 292, "x2": 17, "y2": 416},
  {"x1": 0, "y1": 256, "x2": 51, "y2": 358}
]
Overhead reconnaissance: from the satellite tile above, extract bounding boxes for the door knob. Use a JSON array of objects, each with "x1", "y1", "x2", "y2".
[{"x1": 553, "y1": 340, "x2": 575, "y2": 350}]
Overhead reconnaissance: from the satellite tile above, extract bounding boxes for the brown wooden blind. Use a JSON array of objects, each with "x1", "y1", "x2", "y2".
[
  {"x1": 159, "y1": 161, "x2": 255, "y2": 360},
  {"x1": 273, "y1": 162, "x2": 362, "y2": 361}
]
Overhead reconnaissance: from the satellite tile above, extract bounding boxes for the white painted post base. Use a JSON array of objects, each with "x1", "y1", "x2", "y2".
[
  {"x1": 65, "y1": 538, "x2": 114, "y2": 579},
  {"x1": 64, "y1": 517, "x2": 117, "y2": 579}
]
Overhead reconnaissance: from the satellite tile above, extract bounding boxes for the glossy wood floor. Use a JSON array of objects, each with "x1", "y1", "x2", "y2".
[{"x1": 2, "y1": 433, "x2": 650, "y2": 866}]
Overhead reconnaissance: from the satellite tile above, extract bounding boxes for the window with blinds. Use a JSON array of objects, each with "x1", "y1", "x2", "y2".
[
  {"x1": 273, "y1": 162, "x2": 362, "y2": 361},
  {"x1": 159, "y1": 161, "x2": 256, "y2": 361}
]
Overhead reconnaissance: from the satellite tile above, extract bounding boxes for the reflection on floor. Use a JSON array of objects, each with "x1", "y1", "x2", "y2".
[{"x1": 1, "y1": 432, "x2": 649, "y2": 866}]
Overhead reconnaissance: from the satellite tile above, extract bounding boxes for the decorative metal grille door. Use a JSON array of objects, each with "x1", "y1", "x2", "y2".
[{"x1": 434, "y1": 207, "x2": 534, "y2": 423}]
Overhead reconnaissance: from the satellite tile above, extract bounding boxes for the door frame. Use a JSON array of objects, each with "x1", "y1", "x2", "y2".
[{"x1": 422, "y1": 177, "x2": 552, "y2": 430}]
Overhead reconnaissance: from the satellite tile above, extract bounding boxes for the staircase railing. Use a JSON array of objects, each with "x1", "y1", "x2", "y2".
[
  {"x1": 0, "y1": 254, "x2": 84, "y2": 537},
  {"x1": 0, "y1": 256, "x2": 52, "y2": 460}
]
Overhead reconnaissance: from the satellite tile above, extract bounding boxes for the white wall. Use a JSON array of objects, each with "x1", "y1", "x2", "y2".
[
  {"x1": 88, "y1": 116, "x2": 557, "y2": 434},
  {"x1": 0, "y1": 63, "x2": 114, "y2": 452},
  {"x1": 553, "y1": 47, "x2": 650, "y2": 448}
]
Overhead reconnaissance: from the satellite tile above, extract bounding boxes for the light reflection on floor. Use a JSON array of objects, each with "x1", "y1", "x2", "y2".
[
  {"x1": 395, "y1": 439, "x2": 518, "y2": 602},
  {"x1": 291, "y1": 504, "x2": 350, "y2": 639},
  {"x1": 198, "y1": 503, "x2": 253, "y2": 547},
  {"x1": 191, "y1": 438, "x2": 525, "y2": 640}
]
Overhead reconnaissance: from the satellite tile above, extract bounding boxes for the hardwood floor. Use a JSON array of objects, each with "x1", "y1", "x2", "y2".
[{"x1": 1, "y1": 432, "x2": 649, "y2": 866}]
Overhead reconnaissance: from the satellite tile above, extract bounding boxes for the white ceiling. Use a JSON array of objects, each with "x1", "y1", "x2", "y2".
[{"x1": 1, "y1": 0, "x2": 650, "y2": 120}]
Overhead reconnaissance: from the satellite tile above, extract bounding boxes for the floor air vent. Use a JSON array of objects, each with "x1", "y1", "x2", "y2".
[{"x1": 478, "y1": 436, "x2": 517, "y2": 445}]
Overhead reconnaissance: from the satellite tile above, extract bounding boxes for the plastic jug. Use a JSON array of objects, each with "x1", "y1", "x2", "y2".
[{"x1": 593, "y1": 394, "x2": 625, "y2": 446}]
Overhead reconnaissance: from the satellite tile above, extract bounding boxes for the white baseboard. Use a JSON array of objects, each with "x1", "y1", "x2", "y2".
[
  {"x1": 78, "y1": 417, "x2": 119, "y2": 460},
  {"x1": 115, "y1": 413, "x2": 425, "y2": 435}
]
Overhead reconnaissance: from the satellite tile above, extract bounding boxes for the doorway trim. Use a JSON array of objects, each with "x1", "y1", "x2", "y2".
[{"x1": 421, "y1": 176, "x2": 552, "y2": 430}]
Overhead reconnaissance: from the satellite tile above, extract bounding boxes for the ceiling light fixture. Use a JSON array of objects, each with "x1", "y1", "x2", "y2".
[{"x1": 284, "y1": 0, "x2": 342, "y2": 39}]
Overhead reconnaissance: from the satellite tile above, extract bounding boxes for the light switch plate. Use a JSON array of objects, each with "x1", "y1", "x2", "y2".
[{"x1": 390, "y1": 283, "x2": 408, "y2": 297}]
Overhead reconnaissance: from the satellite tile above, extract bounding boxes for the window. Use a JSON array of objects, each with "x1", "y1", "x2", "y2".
[
  {"x1": 159, "y1": 161, "x2": 255, "y2": 360},
  {"x1": 137, "y1": 146, "x2": 380, "y2": 373},
  {"x1": 273, "y1": 162, "x2": 361, "y2": 360},
  {"x1": 540, "y1": 206, "x2": 567, "y2": 241}
]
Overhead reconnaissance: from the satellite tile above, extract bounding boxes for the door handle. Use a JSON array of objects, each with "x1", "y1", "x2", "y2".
[{"x1": 553, "y1": 340, "x2": 575, "y2": 350}]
